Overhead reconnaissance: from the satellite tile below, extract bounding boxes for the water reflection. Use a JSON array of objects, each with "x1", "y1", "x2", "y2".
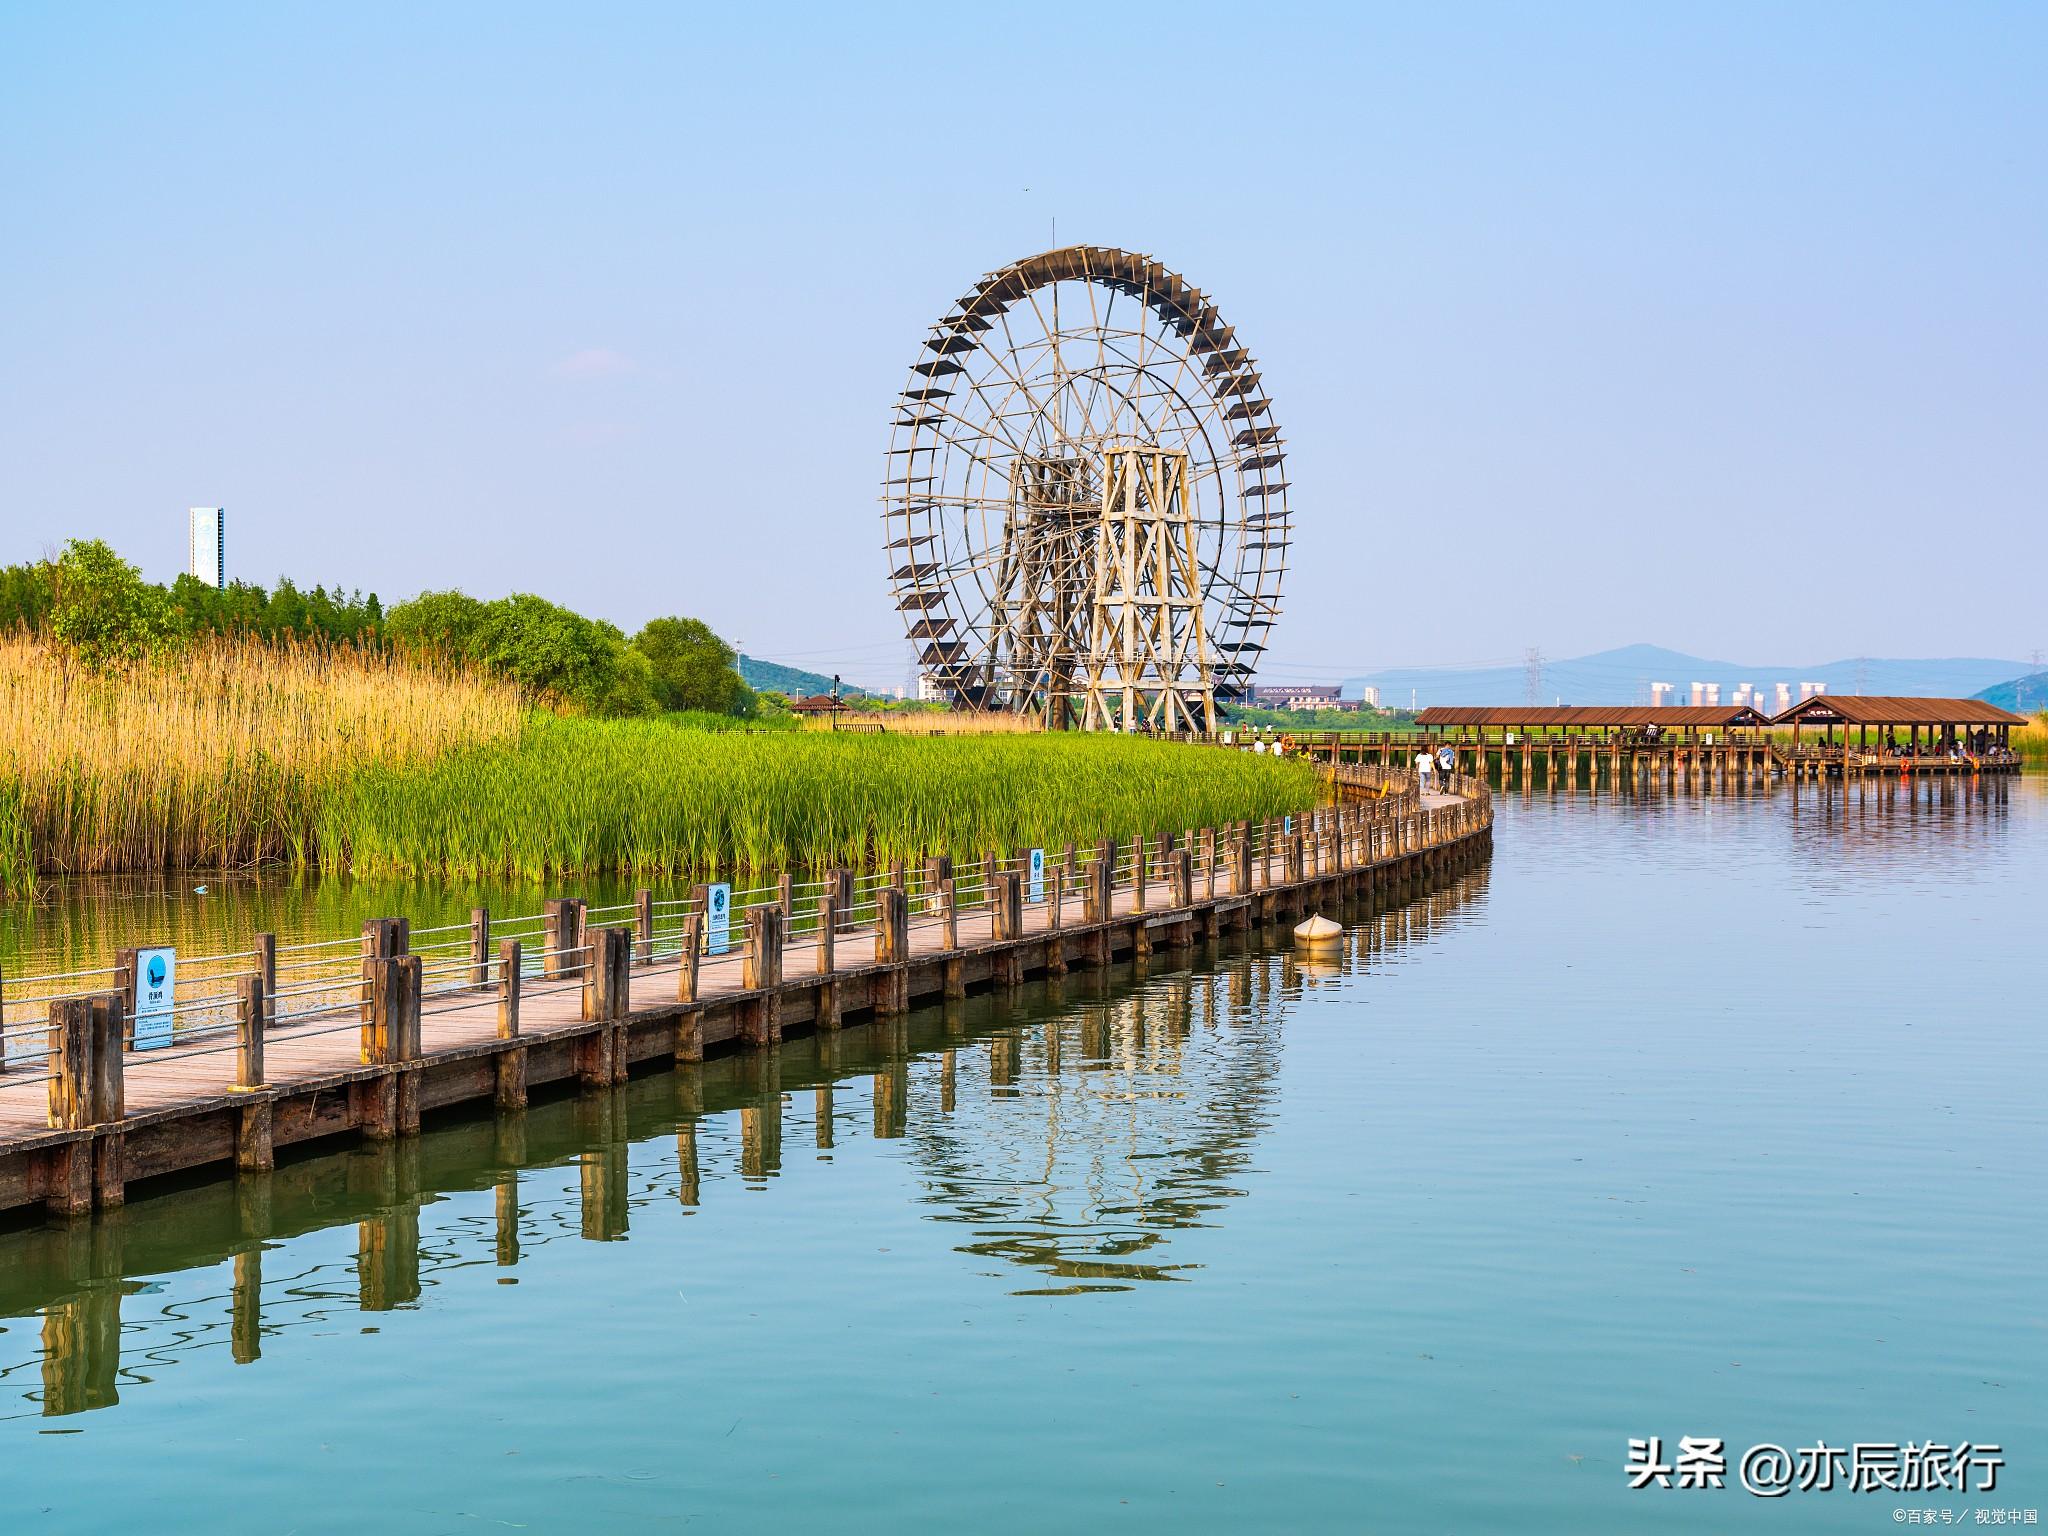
[{"x1": 0, "y1": 857, "x2": 1492, "y2": 1418}]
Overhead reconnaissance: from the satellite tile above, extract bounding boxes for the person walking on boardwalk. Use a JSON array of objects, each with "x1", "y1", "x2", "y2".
[
  {"x1": 1437, "y1": 743, "x2": 1455, "y2": 784},
  {"x1": 1415, "y1": 746, "x2": 1434, "y2": 792}
]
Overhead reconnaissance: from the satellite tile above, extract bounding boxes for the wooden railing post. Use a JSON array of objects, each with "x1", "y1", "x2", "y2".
[
  {"x1": 497, "y1": 939, "x2": 522, "y2": 1039},
  {"x1": 874, "y1": 886, "x2": 906, "y2": 965},
  {"x1": 235, "y1": 974, "x2": 265, "y2": 1089},
  {"x1": 586, "y1": 926, "x2": 632, "y2": 1022},
  {"x1": 743, "y1": 907, "x2": 784, "y2": 993},
  {"x1": 44, "y1": 997, "x2": 97, "y2": 1210},
  {"x1": 873, "y1": 887, "x2": 909, "y2": 1015},
  {"x1": 545, "y1": 898, "x2": 587, "y2": 979},
  {"x1": 924, "y1": 855, "x2": 953, "y2": 914},
  {"x1": 817, "y1": 899, "x2": 837, "y2": 973},
  {"x1": 940, "y1": 879, "x2": 958, "y2": 948},
  {"x1": 493, "y1": 933, "x2": 524, "y2": 1114},
  {"x1": 255, "y1": 932, "x2": 277, "y2": 1027},
  {"x1": 1049, "y1": 868, "x2": 1064, "y2": 931},
  {"x1": 678, "y1": 914, "x2": 702, "y2": 1002},
  {"x1": 360, "y1": 918, "x2": 400, "y2": 1041},
  {"x1": 1130, "y1": 835, "x2": 1147, "y2": 913},
  {"x1": 993, "y1": 871, "x2": 1023, "y2": 941},
  {"x1": 469, "y1": 909, "x2": 491, "y2": 988},
  {"x1": 634, "y1": 890, "x2": 654, "y2": 966},
  {"x1": 364, "y1": 954, "x2": 422, "y2": 1067}
]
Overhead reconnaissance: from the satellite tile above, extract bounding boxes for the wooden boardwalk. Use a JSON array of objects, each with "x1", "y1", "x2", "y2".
[{"x1": 0, "y1": 780, "x2": 1494, "y2": 1220}]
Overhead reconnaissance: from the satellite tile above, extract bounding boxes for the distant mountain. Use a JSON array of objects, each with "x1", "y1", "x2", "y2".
[
  {"x1": 1973, "y1": 670, "x2": 2048, "y2": 713},
  {"x1": 1343, "y1": 643, "x2": 2033, "y2": 709},
  {"x1": 737, "y1": 655, "x2": 877, "y2": 700}
]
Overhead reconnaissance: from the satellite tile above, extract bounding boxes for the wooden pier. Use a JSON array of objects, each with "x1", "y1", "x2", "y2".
[
  {"x1": 0, "y1": 770, "x2": 1492, "y2": 1221},
  {"x1": 1257, "y1": 697, "x2": 2030, "y2": 787}
]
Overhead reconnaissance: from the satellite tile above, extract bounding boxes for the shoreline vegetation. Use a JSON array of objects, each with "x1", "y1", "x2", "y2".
[{"x1": 0, "y1": 633, "x2": 1318, "y2": 899}]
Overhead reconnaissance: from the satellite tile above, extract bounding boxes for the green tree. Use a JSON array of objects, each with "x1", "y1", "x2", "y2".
[
  {"x1": 0, "y1": 559, "x2": 54, "y2": 632},
  {"x1": 632, "y1": 616, "x2": 750, "y2": 714},
  {"x1": 386, "y1": 589, "x2": 657, "y2": 716},
  {"x1": 47, "y1": 538, "x2": 171, "y2": 668},
  {"x1": 384, "y1": 588, "x2": 490, "y2": 655}
]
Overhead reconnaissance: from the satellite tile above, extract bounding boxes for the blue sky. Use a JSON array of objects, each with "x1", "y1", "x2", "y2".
[{"x1": 2, "y1": 2, "x2": 2042, "y2": 686}]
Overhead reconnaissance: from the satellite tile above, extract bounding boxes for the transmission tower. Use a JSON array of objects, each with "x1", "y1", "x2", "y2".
[{"x1": 1524, "y1": 647, "x2": 1545, "y2": 708}]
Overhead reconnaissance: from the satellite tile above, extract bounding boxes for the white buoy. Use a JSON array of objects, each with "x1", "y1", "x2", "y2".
[{"x1": 1293, "y1": 913, "x2": 1340, "y2": 948}]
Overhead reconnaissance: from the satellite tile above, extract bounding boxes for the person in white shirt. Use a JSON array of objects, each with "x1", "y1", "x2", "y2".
[{"x1": 1415, "y1": 748, "x2": 1434, "y2": 790}]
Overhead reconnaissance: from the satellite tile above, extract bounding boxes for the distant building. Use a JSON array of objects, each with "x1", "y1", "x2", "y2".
[
  {"x1": 1799, "y1": 680, "x2": 1827, "y2": 700},
  {"x1": 1358, "y1": 686, "x2": 1381, "y2": 708},
  {"x1": 1774, "y1": 682, "x2": 1793, "y2": 713},
  {"x1": 1250, "y1": 683, "x2": 1363, "y2": 712},
  {"x1": 1688, "y1": 681, "x2": 1721, "y2": 706},
  {"x1": 787, "y1": 694, "x2": 850, "y2": 718},
  {"x1": 1252, "y1": 684, "x2": 1341, "y2": 707},
  {"x1": 1650, "y1": 681, "x2": 1674, "y2": 707},
  {"x1": 916, "y1": 674, "x2": 943, "y2": 702},
  {"x1": 188, "y1": 507, "x2": 225, "y2": 590}
]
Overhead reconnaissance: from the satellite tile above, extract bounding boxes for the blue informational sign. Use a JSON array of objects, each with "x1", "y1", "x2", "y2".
[
  {"x1": 1283, "y1": 815, "x2": 1294, "y2": 836},
  {"x1": 134, "y1": 945, "x2": 176, "y2": 1051},
  {"x1": 705, "y1": 883, "x2": 732, "y2": 956},
  {"x1": 1028, "y1": 847, "x2": 1045, "y2": 903}
]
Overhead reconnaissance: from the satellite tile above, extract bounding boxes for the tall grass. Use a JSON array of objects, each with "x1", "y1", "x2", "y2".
[
  {"x1": 320, "y1": 718, "x2": 1318, "y2": 882},
  {"x1": 0, "y1": 635, "x2": 1317, "y2": 892},
  {"x1": 0, "y1": 634, "x2": 524, "y2": 894},
  {"x1": 2016, "y1": 713, "x2": 2048, "y2": 767}
]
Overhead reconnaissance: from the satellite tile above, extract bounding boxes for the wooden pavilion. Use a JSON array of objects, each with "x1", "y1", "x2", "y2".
[{"x1": 1769, "y1": 695, "x2": 2026, "y2": 760}]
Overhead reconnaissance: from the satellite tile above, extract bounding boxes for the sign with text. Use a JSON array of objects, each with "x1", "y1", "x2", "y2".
[
  {"x1": 705, "y1": 883, "x2": 732, "y2": 956},
  {"x1": 133, "y1": 945, "x2": 177, "y2": 1051},
  {"x1": 1028, "y1": 847, "x2": 1045, "y2": 903}
]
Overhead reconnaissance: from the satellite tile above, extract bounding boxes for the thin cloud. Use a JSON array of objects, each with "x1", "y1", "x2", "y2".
[{"x1": 556, "y1": 347, "x2": 637, "y2": 379}]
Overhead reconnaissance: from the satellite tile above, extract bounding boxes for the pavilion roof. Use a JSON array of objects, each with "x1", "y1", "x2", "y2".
[
  {"x1": 1412, "y1": 705, "x2": 1769, "y2": 729},
  {"x1": 1768, "y1": 695, "x2": 2028, "y2": 727}
]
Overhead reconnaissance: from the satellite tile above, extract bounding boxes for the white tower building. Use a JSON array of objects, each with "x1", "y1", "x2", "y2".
[{"x1": 188, "y1": 507, "x2": 225, "y2": 590}]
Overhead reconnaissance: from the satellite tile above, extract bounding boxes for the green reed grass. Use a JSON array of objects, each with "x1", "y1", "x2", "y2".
[
  {"x1": 2016, "y1": 714, "x2": 2048, "y2": 766},
  {"x1": 318, "y1": 717, "x2": 1319, "y2": 882}
]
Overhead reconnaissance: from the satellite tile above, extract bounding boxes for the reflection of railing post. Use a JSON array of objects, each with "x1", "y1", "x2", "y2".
[
  {"x1": 872, "y1": 1058, "x2": 908, "y2": 1139},
  {"x1": 231, "y1": 1247, "x2": 263, "y2": 1364},
  {"x1": 357, "y1": 1205, "x2": 421, "y2": 1311},
  {"x1": 495, "y1": 1171, "x2": 521, "y2": 1268},
  {"x1": 39, "y1": 1288, "x2": 123, "y2": 1415}
]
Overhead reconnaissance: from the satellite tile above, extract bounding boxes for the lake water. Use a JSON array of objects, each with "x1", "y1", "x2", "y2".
[{"x1": 2, "y1": 776, "x2": 2041, "y2": 1531}]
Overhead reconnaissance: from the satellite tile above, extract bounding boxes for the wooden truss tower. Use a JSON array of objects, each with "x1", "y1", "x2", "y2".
[{"x1": 1080, "y1": 445, "x2": 1218, "y2": 733}]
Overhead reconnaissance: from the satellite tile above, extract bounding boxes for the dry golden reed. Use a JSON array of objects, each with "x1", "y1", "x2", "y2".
[{"x1": 0, "y1": 634, "x2": 523, "y2": 891}]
